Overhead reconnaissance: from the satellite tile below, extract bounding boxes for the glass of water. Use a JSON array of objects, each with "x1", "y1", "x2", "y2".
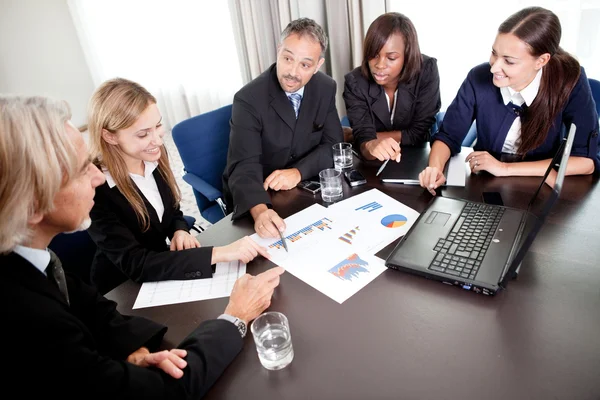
[
  {"x1": 332, "y1": 142, "x2": 353, "y2": 171},
  {"x1": 319, "y1": 168, "x2": 343, "y2": 202},
  {"x1": 251, "y1": 311, "x2": 294, "y2": 370}
]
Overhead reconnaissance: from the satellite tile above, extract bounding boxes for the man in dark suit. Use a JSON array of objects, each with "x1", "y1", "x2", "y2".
[
  {"x1": 223, "y1": 18, "x2": 343, "y2": 238},
  {"x1": 0, "y1": 95, "x2": 284, "y2": 399}
]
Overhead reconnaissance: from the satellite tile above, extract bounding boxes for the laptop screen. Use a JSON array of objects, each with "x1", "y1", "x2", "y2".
[{"x1": 499, "y1": 123, "x2": 576, "y2": 287}]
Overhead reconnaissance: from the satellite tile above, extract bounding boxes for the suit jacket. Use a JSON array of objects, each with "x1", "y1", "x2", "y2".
[
  {"x1": 343, "y1": 55, "x2": 441, "y2": 149},
  {"x1": 88, "y1": 168, "x2": 213, "y2": 294},
  {"x1": 435, "y1": 63, "x2": 600, "y2": 171},
  {"x1": 223, "y1": 63, "x2": 343, "y2": 219},
  {"x1": 0, "y1": 252, "x2": 242, "y2": 399}
]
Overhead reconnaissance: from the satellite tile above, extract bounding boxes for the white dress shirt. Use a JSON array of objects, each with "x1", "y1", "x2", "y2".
[
  {"x1": 500, "y1": 68, "x2": 543, "y2": 153},
  {"x1": 103, "y1": 161, "x2": 165, "y2": 222},
  {"x1": 384, "y1": 89, "x2": 399, "y2": 124},
  {"x1": 13, "y1": 245, "x2": 50, "y2": 275}
]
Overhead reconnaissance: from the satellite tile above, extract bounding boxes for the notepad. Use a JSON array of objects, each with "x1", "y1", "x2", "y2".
[{"x1": 379, "y1": 147, "x2": 473, "y2": 187}]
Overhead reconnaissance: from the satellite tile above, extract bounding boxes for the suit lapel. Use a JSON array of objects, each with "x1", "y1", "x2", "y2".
[
  {"x1": 269, "y1": 67, "x2": 297, "y2": 131},
  {"x1": 392, "y1": 80, "x2": 417, "y2": 129},
  {"x1": 150, "y1": 169, "x2": 171, "y2": 229},
  {"x1": 3, "y1": 252, "x2": 69, "y2": 306},
  {"x1": 368, "y1": 82, "x2": 393, "y2": 131}
]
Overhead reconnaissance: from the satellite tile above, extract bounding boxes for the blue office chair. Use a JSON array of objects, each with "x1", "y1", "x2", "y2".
[
  {"x1": 589, "y1": 78, "x2": 600, "y2": 117},
  {"x1": 49, "y1": 216, "x2": 199, "y2": 285},
  {"x1": 341, "y1": 115, "x2": 350, "y2": 127},
  {"x1": 172, "y1": 104, "x2": 231, "y2": 224},
  {"x1": 432, "y1": 111, "x2": 477, "y2": 147}
]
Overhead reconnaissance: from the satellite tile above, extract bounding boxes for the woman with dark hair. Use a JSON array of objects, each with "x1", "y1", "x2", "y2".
[
  {"x1": 419, "y1": 6, "x2": 600, "y2": 195},
  {"x1": 343, "y1": 12, "x2": 441, "y2": 161}
]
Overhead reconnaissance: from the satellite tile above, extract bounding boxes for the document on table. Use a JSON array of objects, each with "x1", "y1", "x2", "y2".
[
  {"x1": 446, "y1": 146, "x2": 474, "y2": 187},
  {"x1": 133, "y1": 260, "x2": 246, "y2": 309},
  {"x1": 251, "y1": 189, "x2": 420, "y2": 304}
]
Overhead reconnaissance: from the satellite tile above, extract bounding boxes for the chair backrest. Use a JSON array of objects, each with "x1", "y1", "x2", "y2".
[
  {"x1": 171, "y1": 104, "x2": 232, "y2": 223},
  {"x1": 589, "y1": 78, "x2": 600, "y2": 116},
  {"x1": 432, "y1": 111, "x2": 477, "y2": 147}
]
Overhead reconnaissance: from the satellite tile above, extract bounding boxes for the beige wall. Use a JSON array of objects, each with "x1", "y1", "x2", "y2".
[{"x1": 0, "y1": 0, "x2": 94, "y2": 127}]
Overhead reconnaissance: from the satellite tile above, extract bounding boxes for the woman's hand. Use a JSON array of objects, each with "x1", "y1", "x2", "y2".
[
  {"x1": 170, "y1": 230, "x2": 201, "y2": 251},
  {"x1": 465, "y1": 151, "x2": 509, "y2": 176}
]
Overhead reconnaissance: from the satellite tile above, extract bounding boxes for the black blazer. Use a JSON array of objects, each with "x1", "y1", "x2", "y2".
[
  {"x1": 343, "y1": 55, "x2": 441, "y2": 149},
  {"x1": 0, "y1": 252, "x2": 242, "y2": 399},
  {"x1": 223, "y1": 63, "x2": 343, "y2": 219},
  {"x1": 88, "y1": 168, "x2": 213, "y2": 294}
]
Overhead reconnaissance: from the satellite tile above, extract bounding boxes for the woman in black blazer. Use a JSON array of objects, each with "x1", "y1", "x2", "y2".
[
  {"x1": 343, "y1": 12, "x2": 441, "y2": 161},
  {"x1": 87, "y1": 78, "x2": 269, "y2": 294}
]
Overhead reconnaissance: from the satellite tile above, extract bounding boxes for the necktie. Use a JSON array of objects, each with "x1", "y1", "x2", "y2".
[
  {"x1": 508, "y1": 101, "x2": 527, "y2": 117},
  {"x1": 47, "y1": 249, "x2": 70, "y2": 306},
  {"x1": 289, "y1": 93, "x2": 302, "y2": 119}
]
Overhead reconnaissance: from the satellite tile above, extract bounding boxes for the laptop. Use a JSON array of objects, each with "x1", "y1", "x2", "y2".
[
  {"x1": 379, "y1": 145, "x2": 471, "y2": 187},
  {"x1": 385, "y1": 124, "x2": 576, "y2": 296}
]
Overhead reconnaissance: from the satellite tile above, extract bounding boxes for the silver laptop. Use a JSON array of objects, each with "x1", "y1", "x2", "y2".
[{"x1": 385, "y1": 124, "x2": 576, "y2": 296}]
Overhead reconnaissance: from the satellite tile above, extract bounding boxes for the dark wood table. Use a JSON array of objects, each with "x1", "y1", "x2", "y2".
[{"x1": 106, "y1": 150, "x2": 600, "y2": 400}]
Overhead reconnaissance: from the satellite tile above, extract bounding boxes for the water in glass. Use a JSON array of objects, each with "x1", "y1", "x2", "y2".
[{"x1": 254, "y1": 324, "x2": 294, "y2": 370}]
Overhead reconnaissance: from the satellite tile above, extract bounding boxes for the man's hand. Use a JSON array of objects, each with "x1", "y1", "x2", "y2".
[
  {"x1": 127, "y1": 347, "x2": 188, "y2": 379},
  {"x1": 263, "y1": 168, "x2": 302, "y2": 191},
  {"x1": 224, "y1": 266, "x2": 285, "y2": 323},
  {"x1": 252, "y1": 207, "x2": 286, "y2": 238},
  {"x1": 362, "y1": 138, "x2": 401, "y2": 162},
  {"x1": 170, "y1": 230, "x2": 201, "y2": 251},
  {"x1": 212, "y1": 236, "x2": 271, "y2": 264}
]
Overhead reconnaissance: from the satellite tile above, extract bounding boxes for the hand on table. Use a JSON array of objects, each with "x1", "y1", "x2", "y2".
[
  {"x1": 212, "y1": 236, "x2": 270, "y2": 264},
  {"x1": 253, "y1": 208, "x2": 286, "y2": 239},
  {"x1": 170, "y1": 230, "x2": 201, "y2": 251},
  {"x1": 263, "y1": 168, "x2": 301, "y2": 191},
  {"x1": 419, "y1": 166, "x2": 446, "y2": 196},
  {"x1": 465, "y1": 151, "x2": 508, "y2": 176},
  {"x1": 127, "y1": 347, "x2": 188, "y2": 379},
  {"x1": 363, "y1": 138, "x2": 401, "y2": 162}
]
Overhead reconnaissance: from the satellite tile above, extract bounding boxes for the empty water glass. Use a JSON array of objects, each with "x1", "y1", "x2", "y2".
[
  {"x1": 251, "y1": 311, "x2": 294, "y2": 370},
  {"x1": 332, "y1": 142, "x2": 353, "y2": 171},
  {"x1": 319, "y1": 168, "x2": 343, "y2": 202}
]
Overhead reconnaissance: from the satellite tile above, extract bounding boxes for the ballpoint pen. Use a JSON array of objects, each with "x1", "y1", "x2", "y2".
[
  {"x1": 271, "y1": 220, "x2": 288, "y2": 252},
  {"x1": 375, "y1": 152, "x2": 401, "y2": 177}
]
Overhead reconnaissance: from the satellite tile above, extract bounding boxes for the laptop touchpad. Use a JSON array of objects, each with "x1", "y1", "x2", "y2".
[{"x1": 425, "y1": 211, "x2": 451, "y2": 226}]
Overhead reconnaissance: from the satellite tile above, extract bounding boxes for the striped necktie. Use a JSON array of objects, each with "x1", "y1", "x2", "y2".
[{"x1": 288, "y1": 93, "x2": 302, "y2": 119}]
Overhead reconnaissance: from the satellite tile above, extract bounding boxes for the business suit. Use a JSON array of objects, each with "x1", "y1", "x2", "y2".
[
  {"x1": 0, "y1": 251, "x2": 242, "y2": 399},
  {"x1": 88, "y1": 168, "x2": 213, "y2": 294},
  {"x1": 223, "y1": 63, "x2": 343, "y2": 219},
  {"x1": 343, "y1": 55, "x2": 441, "y2": 149}
]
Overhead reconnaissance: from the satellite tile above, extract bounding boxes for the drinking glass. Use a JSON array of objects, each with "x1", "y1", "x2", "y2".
[
  {"x1": 251, "y1": 311, "x2": 294, "y2": 370},
  {"x1": 332, "y1": 142, "x2": 353, "y2": 171},
  {"x1": 319, "y1": 168, "x2": 343, "y2": 202}
]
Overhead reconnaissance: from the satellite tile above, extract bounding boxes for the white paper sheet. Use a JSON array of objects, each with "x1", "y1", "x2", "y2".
[
  {"x1": 446, "y1": 146, "x2": 474, "y2": 187},
  {"x1": 133, "y1": 260, "x2": 246, "y2": 309},
  {"x1": 252, "y1": 189, "x2": 420, "y2": 303}
]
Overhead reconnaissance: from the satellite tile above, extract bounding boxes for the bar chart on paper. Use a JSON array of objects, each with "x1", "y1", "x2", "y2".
[
  {"x1": 328, "y1": 253, "x2": 370, "y2": 281},
  {"x1": 269, "y1": 217, "x2": 334, "y2": 250}
]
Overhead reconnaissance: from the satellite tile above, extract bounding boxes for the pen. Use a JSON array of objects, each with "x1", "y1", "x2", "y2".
[
  {"x1": 375, "y1": 153, "x2": 401, "y2": 177},
  {"x1": 272, "y1": 220, "x2": 288, "y2": 252}
]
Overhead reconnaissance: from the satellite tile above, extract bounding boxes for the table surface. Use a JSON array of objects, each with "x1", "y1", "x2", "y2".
[{"x1": 106, "y1": 150, "x2": 600, "y2": 400}]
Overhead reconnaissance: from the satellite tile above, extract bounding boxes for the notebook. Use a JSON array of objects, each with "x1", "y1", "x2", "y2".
[
  {"x1": 384, "y1": 124, "x2": 576, "y2": 296},
  {"x1": 379, "y1": 146, "x2": 473, "y2": 187}
]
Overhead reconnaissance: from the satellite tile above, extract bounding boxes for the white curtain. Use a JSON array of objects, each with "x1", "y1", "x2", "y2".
[
  {"x1": 388, "y1": 0, "x2": 600, "y2": 110},
  {"x1": 67, "y1": 0, "x2": 243, "y2": 130}
]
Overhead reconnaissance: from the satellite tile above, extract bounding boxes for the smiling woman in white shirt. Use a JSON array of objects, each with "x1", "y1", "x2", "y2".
[
  {"x1": 87, "y1": 78, "x2": 269, "y2": 294},
  {"x1": 419, "y1": 6, "x2": 600, "y2": 195}
]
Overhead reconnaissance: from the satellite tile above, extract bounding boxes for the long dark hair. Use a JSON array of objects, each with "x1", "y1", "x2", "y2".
[
  {"x1": 361, "y1": 12, "x2": 422, "y2": 84},
  {"x1": 499, "y1": 7, "x2": 580, "y2": 155}
]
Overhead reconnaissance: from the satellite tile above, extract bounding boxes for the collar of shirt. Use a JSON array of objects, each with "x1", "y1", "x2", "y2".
[
  {"x1": 285, "y1": 86, "x2": 305, "y2": 100},
  {"x1": 13, "y1": 245, "x2": 50, "y2": 275},
  {"x1": 103, "y1": 161, "x2": 159, "y2": 188},
  {"x1": 500, "y1": 67, "x2": 543, "y2": 107}
]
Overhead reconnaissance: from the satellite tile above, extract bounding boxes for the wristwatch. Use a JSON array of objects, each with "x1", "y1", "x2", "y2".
[{"x1": 218, "y1": 314, "x2": 247, "y2": 338}]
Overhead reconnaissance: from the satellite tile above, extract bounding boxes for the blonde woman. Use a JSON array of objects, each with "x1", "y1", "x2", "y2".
[{"x1": 88, "y1": 78, "x2": 269, "y2": 294}]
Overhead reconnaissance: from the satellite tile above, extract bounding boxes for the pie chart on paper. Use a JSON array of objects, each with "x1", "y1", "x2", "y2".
[{"x1": 381, "y1": 214, "x2": 408, "y2": 228}]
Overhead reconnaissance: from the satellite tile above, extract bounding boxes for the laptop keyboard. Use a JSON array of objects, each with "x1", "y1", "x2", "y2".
[{"x1": 429, "y1": 202, "x2": 505, "y2": 280}]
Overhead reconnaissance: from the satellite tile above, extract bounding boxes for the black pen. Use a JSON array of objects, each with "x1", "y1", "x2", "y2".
[{"x1": 271, "y1": 220, "x2": 288, "y2": 252}]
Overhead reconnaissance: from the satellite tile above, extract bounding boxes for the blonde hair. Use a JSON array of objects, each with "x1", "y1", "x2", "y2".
[
  {"x1": 0, "y1": 96, "x2": 77, "y2": 253},
  {"x1": 88, "y1": 78, "x2": 180, "y2": 232}
]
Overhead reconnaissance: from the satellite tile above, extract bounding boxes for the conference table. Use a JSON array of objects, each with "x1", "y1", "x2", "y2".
[{"x1": 106, "y1": 149, "x2": 600, "y2": 400}]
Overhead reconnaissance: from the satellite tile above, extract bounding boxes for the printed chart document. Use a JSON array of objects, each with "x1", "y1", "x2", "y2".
[
  {"x1": 252, "y1": 189, "x2": 420, "y2": 303},
  {"x1": 133, "y1": 260, "x2": 246, "y2": 309}
]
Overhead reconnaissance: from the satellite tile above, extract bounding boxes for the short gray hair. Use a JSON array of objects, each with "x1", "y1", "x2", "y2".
[
  {"x1": 280, "y1": 18, "x2": 328, "y2": 58},
  {"x1": 0, "y1": 96, "x2": 77, "y2": 253}
]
